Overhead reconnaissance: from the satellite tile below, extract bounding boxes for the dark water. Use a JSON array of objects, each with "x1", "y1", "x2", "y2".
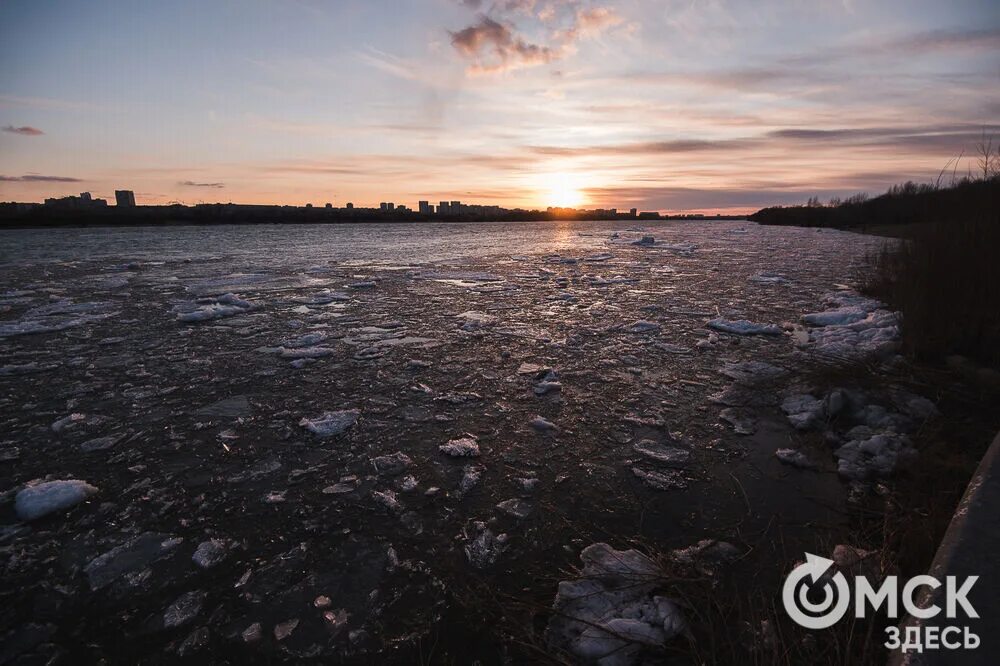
[{"x1": 0, "y1": 220, "x2": 885, "y2": 662}]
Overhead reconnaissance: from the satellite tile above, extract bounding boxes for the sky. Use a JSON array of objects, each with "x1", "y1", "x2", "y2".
[{"x1": 1, "y1": 0, "x2": 998, "y2": 213}]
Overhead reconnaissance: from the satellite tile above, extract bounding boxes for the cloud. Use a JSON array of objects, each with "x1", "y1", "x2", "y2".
[
  {"x1": 529, "y1": 137, "x2": 750, "y2": 157},
  {"x1": 566, "y1": 6, "x2": 622, "y2": 36},
  {"x1": 584, "y1": 184, "x2": 861, "y2": 211},
  {"x1": 450, "y1": 16, "x2": 558, "y2": 74},
  {"x1": 526, "y1": 123, "x2": 1000, "y2": 161},
  {"x1": 449, "y1": 3, "x2": 621, "y2": 75},
  {"x1": 179, "y1": 180, "x2": 225, "y2": 188},
  {"x1": 766, "y1": 124, "x2": 1000, "y2": 153},
  {"x1": 2, "y1": 125, "x2": 44, "y2": 136},
  {"x1": 0, "y1": 174, "x2": 81, "y2": 182}
]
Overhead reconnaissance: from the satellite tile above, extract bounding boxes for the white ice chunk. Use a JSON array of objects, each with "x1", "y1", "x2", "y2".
[
  {"x1": 15, "y1": 480, "x2": 99, "y2": 521},
  {"x1": 299, "y1": 409, "x2": 360, "y2": 438},
  {"x1": 706, "y1": 318, "x2": 782, "y2": 336},
  {"x1": 775, "y1": 448, "x2": 817, "y2": 470},
  {"x1": 175, "y1": 293, "x2": 255, "y2": 323},
  {"x1": 546, "y1": 543, "x2": 686, "y2": 665},
  {"x1": 439, "y1": 436, "x2": 481, "y2": 457}
]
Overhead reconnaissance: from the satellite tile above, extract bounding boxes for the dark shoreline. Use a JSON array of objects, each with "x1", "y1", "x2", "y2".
[{"x1": 0, "y1": 205, "x2": 747, "y2": 230}]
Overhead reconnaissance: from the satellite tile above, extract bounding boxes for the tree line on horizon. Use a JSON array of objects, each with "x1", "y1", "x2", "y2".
[{"x1": 750, "y1": 133, "x2": 1000, "y2": 230}]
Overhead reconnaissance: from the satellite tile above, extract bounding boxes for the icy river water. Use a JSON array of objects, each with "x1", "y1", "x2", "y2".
[{"x1": 0, "y1": 220, "x2": 891, "y2": 663}]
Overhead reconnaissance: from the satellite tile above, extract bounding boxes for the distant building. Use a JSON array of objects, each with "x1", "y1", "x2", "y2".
[
  {"x1": 418, "y1": 200, "x2": 432, "y2": 214},
  {"x1": 629, "y1": 208, "x2": 638, "y2": 218},
  {"x1": 44, "y1": 192, "x2": 108, "y2": 209},
  {"x1": 450, "y1": 200, "x2": 461, "y2": 214},
  {"x1": 114, "y1": 190, "x2": 136, "y2": 207},
  {"x1": 438, "y1": 201, "x2": 450, "y2": 215},
  {"x1": 346, "y1": 203, "x2": 354, "y2": 209}
]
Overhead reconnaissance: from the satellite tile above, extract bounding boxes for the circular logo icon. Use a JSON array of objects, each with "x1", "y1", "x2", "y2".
[{"x1": 782, "y1": 553, "x2": 851, "y2": 630}]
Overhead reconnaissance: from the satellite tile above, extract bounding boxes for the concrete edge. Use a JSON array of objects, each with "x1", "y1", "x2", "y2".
[{"x1": 890, "y1": 429, "x2": 1000, "y2": 665}]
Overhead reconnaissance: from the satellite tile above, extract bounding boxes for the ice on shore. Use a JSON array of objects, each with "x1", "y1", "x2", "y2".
[
  {"x1": 299, "y1": 409, "x2": 360, "y2": 438},
  {"x1": 15, "y1": 480, "x2": 99, "y2": 521},
  {"x1": 781, "y1": 394, "x2": 826, "y2": 430},
  {"x1": 546, "y1": 543, "x2": 685, "y2": 665},
  {"x1": 834, "y1": 433, "x2": 916, "y2": 480},
  {"x1": 706, "y1": 318, "x2": 782, "y2": 336},
  {"x1": 799, "y1": 292, "x2": 899, "y2": 358},
  {"x1": 175, "y1": 293, "x2": 255, "y2": 323}
]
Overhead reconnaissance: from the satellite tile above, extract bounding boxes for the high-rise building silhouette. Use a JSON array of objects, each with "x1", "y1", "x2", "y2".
[{"x1": 115, "y1": 190, "x2": 136, "y2": 207}]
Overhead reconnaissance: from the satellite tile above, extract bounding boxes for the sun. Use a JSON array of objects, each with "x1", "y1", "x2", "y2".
[{"x1": 543, "y1": 172, "x2": 585, "y2": 208}]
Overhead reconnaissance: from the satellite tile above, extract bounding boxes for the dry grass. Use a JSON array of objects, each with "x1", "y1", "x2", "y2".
[{"x1": 860, "y1": 218, "x2": 1000, "y2": 369}]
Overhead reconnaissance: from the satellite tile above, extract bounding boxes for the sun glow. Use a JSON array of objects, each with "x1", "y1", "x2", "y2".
[{"x1": 542, "y1": 172, "x2": 586, "y2": 208}]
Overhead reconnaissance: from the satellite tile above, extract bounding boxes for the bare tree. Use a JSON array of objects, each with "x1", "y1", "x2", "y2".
[{"x1": 975, "y1": 130, "x2": 998, "y2": 180}]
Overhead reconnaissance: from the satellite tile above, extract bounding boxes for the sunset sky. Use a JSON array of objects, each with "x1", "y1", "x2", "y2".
[{"x1": 1, "y1": 0, "x2": 998, "y2": 212}]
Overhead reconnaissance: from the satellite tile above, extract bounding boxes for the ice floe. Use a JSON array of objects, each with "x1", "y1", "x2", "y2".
[
  {"x1": 0, "y1": 300, "x2": 118, "y2": 337},
  {"x1": 749, "y1": 272, "x2": 790, "y2": 285},
  {"x1": 627, "y1": 320, "x2": 660, "y2": 334},
  {"x1": 372, "y1": 451, "x2": 413, "y2": 476},
  {"x1": 192, "y1": 539, "x2": 229, "y2": 569},
  {"x1": 775, "y1": 448, "x2": 818, "y2": 470},
  {"x1": 299, "y1": 409, "x2": 360, "y2": 438},
  {"x1": 632, "y1": 467, "x2": 687, "y2": 490},
  {"x1": 84, "y1": 532, "x2": 183, "y2": 591},
  {"x1": 15, "y1": 480, "x2": 99, "y2": 521},
  {"x1": 706, "y1": 318, "x2": 782, "y2": 336},
  {"x1": 632, "y1": 440, "x2": 690, "y2": 466},
  {"x1": 175, "y1": 293, "x2": 255, "y2": 323},
  {"x1": 439, "y1": 436, "x2": 481, "y2": 457},
  {"x1": 496, "y1": 498, "x2": 532, "y2": 519},
  {"x1": 463, "y1": 521, "x2": 508, "y2": 568}
]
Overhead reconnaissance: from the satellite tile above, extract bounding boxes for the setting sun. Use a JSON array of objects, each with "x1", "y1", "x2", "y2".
[{"x1": 543, "y1": 172, "x2": 585, "y2": 208}]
